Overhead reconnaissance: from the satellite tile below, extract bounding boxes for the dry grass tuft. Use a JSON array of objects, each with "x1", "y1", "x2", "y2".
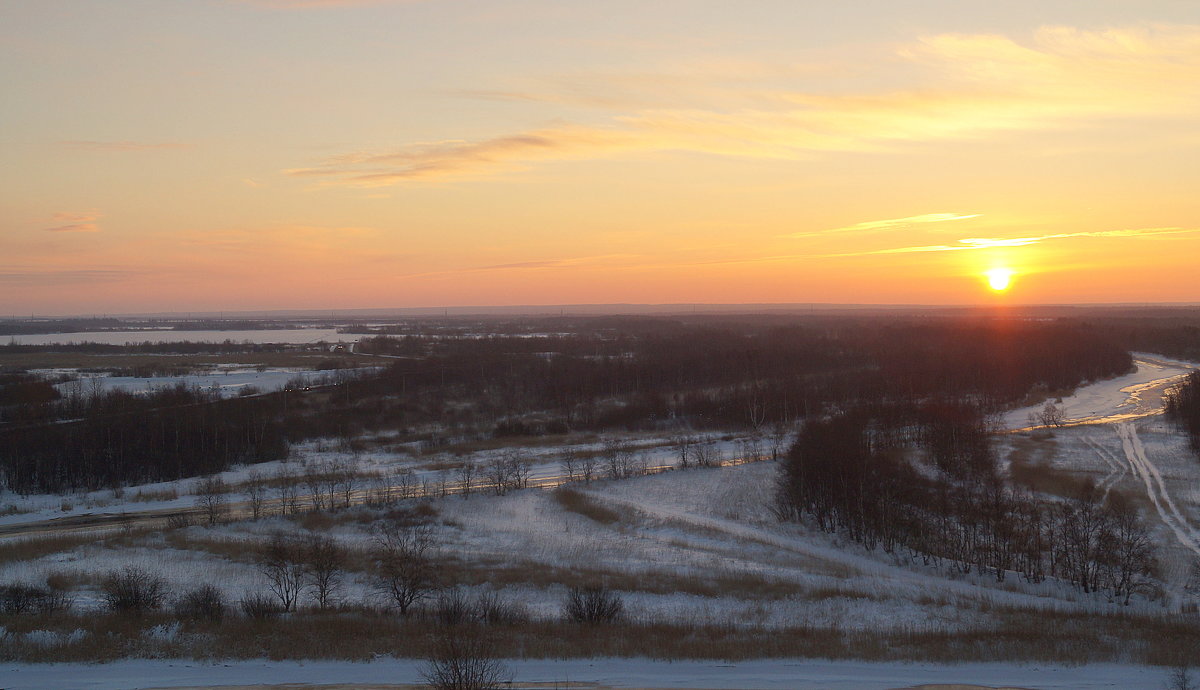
[
  {"x1": 0, "y1": 534, "x2": 94, "y2": 565},
  {"x1": 552, "y1": 488, "x2": 621, "y2": 525}
]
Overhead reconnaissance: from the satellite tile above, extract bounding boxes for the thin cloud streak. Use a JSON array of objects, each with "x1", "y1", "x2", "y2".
[
  {"x1": 61, "y1": 140, "x2": 189, "y2": 152},
  {"x1": 235, "y1": 0, "x2": 428, "y2": 8},
  {"x1": 395, "y1": 254, "x2": 647, "y2": 280},
  {"x1": 821, "y1": 227, "x2": 1196, "y2": 257},
  {"x1": 0, "y1": 269, "x2": 148, "y2": 286},
  {"x1": 44, "y1": 212, "x2": 101, "y2": 233},
  {"x1": 786, "y1": 213, "x2": 981, "y2": 239}
]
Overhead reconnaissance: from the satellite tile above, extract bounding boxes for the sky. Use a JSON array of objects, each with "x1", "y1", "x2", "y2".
[{"x1": 2, "y1": 1, "x2": 1199, "y2": 315}]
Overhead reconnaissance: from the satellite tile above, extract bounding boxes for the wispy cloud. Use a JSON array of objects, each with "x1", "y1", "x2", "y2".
[
  {"x1": 393, "y1": 254, "x2": 647, "y2": 280},
  {"x1": 61, "y1": 140, "x2": 188, "y2": 152},
  {"x1": 0, "y1": 269, "x2": 147, "y2": 286},
  {"x1": 287, "y1": 129, "x2": 630, "y2": 186},
  {"x1": 235, "y1": 0, "x2": 425, "y2": 8},
  {"x1": 44, "y1": 212, "x2": 101, "y2": 233},
  {"x1": 288, "y1": 24, "x2": 1200, "y2": 187},
  {"x1": 786, "y1": 213, "x2": 980, "y2": 239},
  {"x1": 824, "y1": 227, "x2": 1196, "y2": 257}
]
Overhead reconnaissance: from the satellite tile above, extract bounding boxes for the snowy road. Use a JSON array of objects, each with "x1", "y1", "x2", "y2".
[{"x1": 0, "y1": 658, "x2": 1175, "y2": 690}]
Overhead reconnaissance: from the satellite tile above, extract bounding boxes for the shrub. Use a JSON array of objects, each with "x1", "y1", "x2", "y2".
[
  {"x1": 0, "y1": 583, "x2": 71, "y2": 615},
  {"x1": 238, "y1": 593, "x2": 282, "y2": 619},
  {"x1": 174, "y1": 584, "x2": 227, "y2": 623},
  {"x1": 474, "y1": 591, "x2": 529, "y2": 626},
  {"x1": 433, "y1": 588, "x2": 475, "y2": 626},
  {"x1": 421, "y1": 626, "x2": 512, "y2": 690},
  {"x1": 100, "y1": 567, "x2": 168, "y2": 614},
  {"x1": 563, "y1": 585, "x2": 624, "y2": 624}
]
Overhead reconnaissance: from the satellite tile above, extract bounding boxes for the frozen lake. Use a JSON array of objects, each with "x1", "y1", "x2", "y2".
[{"x1": 5, "y1": 329, "x2": 359, "y2": 346}]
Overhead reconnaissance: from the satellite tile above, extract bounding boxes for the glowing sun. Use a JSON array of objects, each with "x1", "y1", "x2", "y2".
[{"x1": 985, "y1": 268, "x2": 1014, "y2": 291}]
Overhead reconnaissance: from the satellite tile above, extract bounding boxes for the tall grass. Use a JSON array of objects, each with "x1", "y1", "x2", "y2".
[{"x1": 2, "y1": 608, "x2": 1200, "y2": 665}]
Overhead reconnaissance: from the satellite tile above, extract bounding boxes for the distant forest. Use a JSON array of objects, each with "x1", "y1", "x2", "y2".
[
  {"x1": 1167, "y1": 371, "x2": 1200, "y2": 454},
  {"x1": 0, "y1": 314, "x2": 1139, "y2": 494}
]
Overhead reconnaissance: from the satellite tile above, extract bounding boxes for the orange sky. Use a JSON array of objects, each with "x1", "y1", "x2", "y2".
[{"x1": 2, "y1": 2, "x2": 1199, "y2": 314}]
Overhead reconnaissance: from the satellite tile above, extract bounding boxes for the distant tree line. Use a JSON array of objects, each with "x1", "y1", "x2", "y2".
[
  {"x1": 1167, "y1": 371, "x2": 1200, "y2": 454},
  {"x1": 0, "y1": 385, "x2": 288, "y2": 494},
  {"x1": 0, "y1": 316, "x2": 1135, "y2": 494}
]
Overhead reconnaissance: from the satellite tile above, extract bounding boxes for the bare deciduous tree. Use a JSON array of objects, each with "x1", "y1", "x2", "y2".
[
  {"x1": 373, "y1": 523, "x2": 437, "y2": 614},
  {"x1": 456, "y1": 461, "x2": 477, "y2": 499},
  {"x1": 245, "y1": 470, "x2": 268, "y2": 520},
  {"x1": 260, "y1": 532, "x2": 305, "y2": 612},
  {"x1": 1036, "y1": 401, "x2": 1066, "y2": 428},
  {"x1": 274, "y1": 467, "x2": 302, "y2": 515},
  {"x1": 195, "y1": 475, "x2": 228, "y2": 526},
  {"x1": 304, "y1": 534, "x2": 345, "y2": 610}
]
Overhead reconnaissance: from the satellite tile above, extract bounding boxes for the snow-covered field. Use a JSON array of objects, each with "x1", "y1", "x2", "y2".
[
  {"x1": 44, "y1": 365, "x2": 328, "y2": 398},
  {"x1": 6, "y1": 329, "x2": 356, "y2": 346},
  {"x1": 3, "y1": 354, "x2": 1200, "y2": 686},
  {"x1": 0, "y1": 657, "x2": 1177, "y2": 690}
]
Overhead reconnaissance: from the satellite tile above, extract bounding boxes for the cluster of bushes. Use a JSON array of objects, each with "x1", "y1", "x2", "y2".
[
  {"x1": 0, "y1": 583, "x2": 71, "y2": 615},
  {"x1": 777, "y1": 402, "x2": 1156, "y2": 603}
]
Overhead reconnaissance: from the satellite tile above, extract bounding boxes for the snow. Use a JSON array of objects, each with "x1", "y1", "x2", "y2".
[
  {"x1": 5, "y1": 329, "x2": 357, "y2": 346},
  {"x1": 0, "y1": 658, "x2": 1174, "y2": 689},
  {"x1": 49, "y1": 367, "x2": 324, "y2": 398}
]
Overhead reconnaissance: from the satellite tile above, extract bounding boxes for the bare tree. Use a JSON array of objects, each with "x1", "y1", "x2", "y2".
[
  {"x1": 691, "y1": 440, "x2": 717, "y2": 468},
  {"x1": 337, "y1": 458, "x2": 359, "y2": 508},
  {"x1": 579, "y1": 452, "x2": 598, "y2": 483},
  {"x1": 561, "y1": 450, "x2": 580, "y2": 482},
  {"x1": 373, "y1": 523, "x2": 437, "y2": 614},
  {"x1": 260, "y1": 532, "x2": 305, "y2": 612},
  {"x1": 603, "y1": 439, "x2": 637, "y2": 479},
  {"x1": 394, "y1": 468, "x2": 418, "y2": 500},
  {"x1": 1036, "y1": 401, "x2": 1066, "y2": 428},
  {"x1": 304, "y1": 534, "x2": 345, "y2": 610},
  {"x1": 768, "y1": 423, "x2": 790, "y2": 462},
  {"x1": 672, "y1": 434, "x2": 693, "y2": 469},
  {"x1": 1169, "y1": 663, "x2": 1196, "y2": 690},
  {"x1": 245, "y1": 470, "x2": 268, "y2": 520},
  {"x1": 195, "y1": 475, "x2": 228, "y2": 526},
  {"x1": 485, "y1": 454, "x2": 509, "y2": 496},
  {"x1": 275, "y1": 466, "x2": 302, "y2": 515},
  {"x1": 505, "y1": 450, "x2": 531, "y2": 490},
  {"x1": 456, "y1": 461, "x2": 477, "y2": 499},
  {"x1": 304, "y1": 462, "x2": 327, "y2": 511},
  {"x1": 1102, "y1": 498, "x2": 1156, "y2": 605}
]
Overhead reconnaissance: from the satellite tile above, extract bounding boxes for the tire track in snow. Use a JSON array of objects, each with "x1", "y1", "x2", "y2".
[
  {"x1": 1114, "y1": 421, "x2": 1200, "y2": 555},
  {"x1": 1082, "y1": 434, "x2": 1126, "y2": 499}
]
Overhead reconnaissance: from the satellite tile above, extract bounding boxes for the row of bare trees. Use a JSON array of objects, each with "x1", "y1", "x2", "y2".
[
  {"x1": 776, "y1": 403, "x2": 1156, "y2": 603},
  {"x1": 255, "y1": 522, "x2": 437, "y2": 614}
]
